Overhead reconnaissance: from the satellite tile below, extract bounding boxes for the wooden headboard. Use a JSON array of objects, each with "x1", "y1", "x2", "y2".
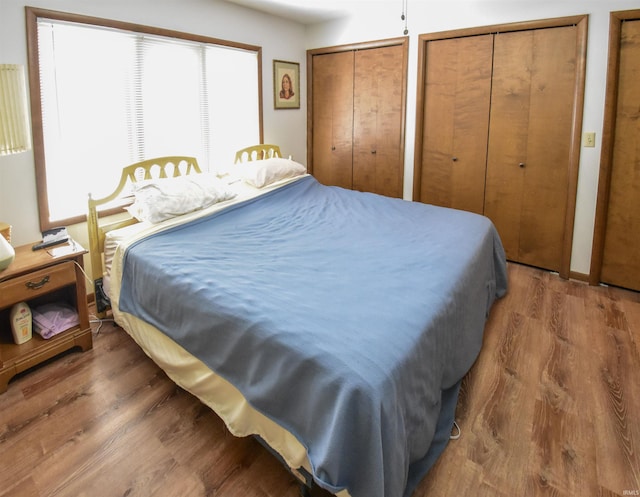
[
  {"x1": 87, "y1": 156, "x2": 201, "y2": 316},
  {"x1": 234, "y1": 144, "x2": 282, "y2": 163}
]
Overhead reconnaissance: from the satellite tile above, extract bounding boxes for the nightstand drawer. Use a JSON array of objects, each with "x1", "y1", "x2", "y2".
[{"x1": 0, "y1": 261, "x2": 76, "y2": 308}]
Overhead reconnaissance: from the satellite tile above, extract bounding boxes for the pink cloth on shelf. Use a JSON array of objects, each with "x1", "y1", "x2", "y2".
[{"x1": 32, "y1": 303, "x2": 79, "y2": 339}]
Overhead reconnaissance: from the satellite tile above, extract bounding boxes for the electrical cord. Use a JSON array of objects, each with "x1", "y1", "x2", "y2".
[
  {"x1": 90, "y1": 314, "x2": 116, "y2": 335},
  {"x1": 72, "y1": 259, "x2": 93, "y2": 287},
  {"x1": 450, "y1": 420, "x2": 461, "y2": 440},
  {"x1": 71, "y1": 260, "x2": 116, "y2": 335}
]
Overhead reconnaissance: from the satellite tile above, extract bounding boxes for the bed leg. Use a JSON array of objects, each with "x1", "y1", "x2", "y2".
[{"x1": 298, "y1": 483, "x2": 312, "y2": 497}]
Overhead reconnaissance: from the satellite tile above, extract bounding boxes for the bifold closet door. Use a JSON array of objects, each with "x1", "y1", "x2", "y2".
[
  {"x1": 311, "y1": 51, "x2": 354, "y2": 190},
  {"x1": 600, "y1": 18, "x2": 640, "y2": 291},
  {"x1": 416, "y1": 34, "x2": 493, "y2": 214},
  {"x1": 353, "y1": 45, "x2": 404, "y2": 198},
  {"x1": 484, "y1": 26, "x2": 577, "y2": 272}
]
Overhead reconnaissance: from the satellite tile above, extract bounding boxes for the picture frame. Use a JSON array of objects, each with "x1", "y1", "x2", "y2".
[{"x1": 273, "y1": 59, "x2": 300, "y2": 109}]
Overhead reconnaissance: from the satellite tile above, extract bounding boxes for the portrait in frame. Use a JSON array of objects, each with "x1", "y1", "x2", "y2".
[{"x1": 273, "y1": 59, "x2": 300, "y2": 109}]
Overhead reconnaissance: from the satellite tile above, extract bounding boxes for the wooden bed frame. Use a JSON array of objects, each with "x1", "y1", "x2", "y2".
[
  {"x1": 234, "y1": 144, "x2": 281, "y2": 163},
  {"x1": 87, "y1": 156, "x2": 201, "y2": 317}
]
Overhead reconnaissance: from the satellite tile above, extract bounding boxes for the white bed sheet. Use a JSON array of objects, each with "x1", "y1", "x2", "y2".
[{"x1": 103, "y1": 221, "x2": 151, "y2": 298}]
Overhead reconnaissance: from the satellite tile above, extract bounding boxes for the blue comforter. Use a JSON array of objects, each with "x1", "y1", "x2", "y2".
[{"x1": 119, "y1": 175, "x2": 507, "y2": 497}]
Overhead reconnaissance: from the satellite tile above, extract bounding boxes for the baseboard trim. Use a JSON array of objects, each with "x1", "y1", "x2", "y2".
[{"x1": 569, "y1": 271, "x2": 589, "y2": 283}]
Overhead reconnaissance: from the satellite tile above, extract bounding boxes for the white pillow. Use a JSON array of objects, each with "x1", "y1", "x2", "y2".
[
  {"x1": 239, "y1": 157, "x2": 306, "y2": 188},
  {"x1": 127, "y1": 173, "x2": 236, "y2": 223}
]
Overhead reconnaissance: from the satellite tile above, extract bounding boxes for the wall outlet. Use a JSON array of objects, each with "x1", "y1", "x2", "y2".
[{"x1": 584, "y1": 132, "x2": 596, "y2": 147}]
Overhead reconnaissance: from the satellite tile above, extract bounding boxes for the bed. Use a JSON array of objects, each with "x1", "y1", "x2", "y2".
[{"x1": 87, "y1": 152, "x2": 508, "y2": 497}]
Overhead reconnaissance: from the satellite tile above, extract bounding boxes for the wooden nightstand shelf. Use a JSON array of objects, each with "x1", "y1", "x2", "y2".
[{"x1": 0, "y1": 240, "x2": 93, "y2": 393}]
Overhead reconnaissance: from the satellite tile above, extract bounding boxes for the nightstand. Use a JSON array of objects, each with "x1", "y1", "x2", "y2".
[{"x1": 0, "y1": 240, "x2": 93, "y2": 393}]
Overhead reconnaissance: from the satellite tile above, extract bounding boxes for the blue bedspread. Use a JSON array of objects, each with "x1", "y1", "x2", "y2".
[{"x1": 119, "y1": 175, "x2": 507, "y2": 497}]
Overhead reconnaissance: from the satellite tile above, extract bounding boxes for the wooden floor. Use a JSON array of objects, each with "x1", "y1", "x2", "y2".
[{"x1": 0, "y1": 263, "x2": 638, "y2": 497}]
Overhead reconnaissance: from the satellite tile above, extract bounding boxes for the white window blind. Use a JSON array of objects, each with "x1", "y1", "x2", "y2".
[{"x1": 36, "y1": 17, "x2": 260, "y2": 224}]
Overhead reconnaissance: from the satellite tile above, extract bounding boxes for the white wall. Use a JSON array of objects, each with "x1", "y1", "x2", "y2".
[
  {"x1": 2, "y1": 0, "x2": 639, "y2": 277},
  {"x1": 306, "y1": 0, "x2": 640, "y2": 276},
  {"x1": 0, "y1": 0, "x2": 308, "y2": 249}
]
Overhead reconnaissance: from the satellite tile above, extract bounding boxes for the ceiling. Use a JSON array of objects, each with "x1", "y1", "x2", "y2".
[{"x1": 222, "y1": 0, "x2": 354, "y2": 24}]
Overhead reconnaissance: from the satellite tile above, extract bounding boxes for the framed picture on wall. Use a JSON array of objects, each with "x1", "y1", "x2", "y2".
[{"x1": 273, "y1": 59, "x2": 300, "y2": 109}]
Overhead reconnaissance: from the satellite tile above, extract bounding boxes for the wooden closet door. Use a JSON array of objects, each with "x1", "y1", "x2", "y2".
[
  {"x1": 311, "y1": 51, "x2": 354, "y2": 189},
  {"x1": 353, "y1": 45, "x2": 404, "y2": 198},
  {"x1": 600, "y1": 19, "x2": 640, "y2": 291},
  {"x1": 484, "y1": 26, "x2": 577, "y2": 272},
  {"x1": 417, "y1": 35, "x2": 493, "y2": 214}
]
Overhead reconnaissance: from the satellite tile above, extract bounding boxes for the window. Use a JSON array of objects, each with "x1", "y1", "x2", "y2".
[{"x1": 26, "y1": 8, "x2": 262, "y2": 229}]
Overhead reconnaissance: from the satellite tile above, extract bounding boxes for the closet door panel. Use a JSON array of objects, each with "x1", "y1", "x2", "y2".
[
  {"x1": 353, "y1": 45, "x2": 404, "y2": 198},
  {"x1": 418, "y1": 35, "x2": 492, "y2": 214},
  {"x1": 601, "y1": 19, "x2": 640, "y2": 291},
  {"x1": 518, "y1": 26, "x2": 576, "y2": 271},
  {"x1": 485, "y1": 26, "x2": 576, "y2": 272},
  {"x1": 485, "y1": 31, "x2": 532, "y2": 261},
  {"x1": 312, "y1": 51, "x2": 354, "y2": 189}
]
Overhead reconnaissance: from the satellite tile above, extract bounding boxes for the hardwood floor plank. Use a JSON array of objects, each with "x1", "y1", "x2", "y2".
[
  {"x1": 593, "y1": 326, "x2": 640, "y2": 492},
  {"x1": 561, "y1": 292, "x2": 600, "y2": 497},
  {"x1": 579, "y1": 281, "x2": 640, "y2": 493},
  {"x1": 0, "y1": 475, "x2": 40, "y2": 497}
]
